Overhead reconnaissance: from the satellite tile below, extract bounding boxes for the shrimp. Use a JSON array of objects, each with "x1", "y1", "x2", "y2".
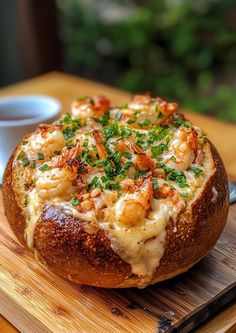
[
  {"x1": 155, "y1": 185, "x2": 185, "y2": 215},
  {"x1": 163, "y1": 127, "x2": 198, "y2": 171},
  {"x1": 119, "y1": 95, "x2": 178, "y2": 127},
  {"x1": 51, "y1": 145, "x2": 81, "y2": 168},
  {"x1": 72, "y1": 95, "x2": 110, "y2": 122},
  {"x1": 117, "y1": 139, "x2": 155, "y2": 172},
  {"x1": 92, "y1": 130, "x2": 107, "y2": 159},
  {"x1": 35, "y1": 167, "x2": 77, "y2": 199},
  {"x1": 27, "y1": 128, "x2": 65, "y2": 159},
  {"x1": 115, "y1": 176, "x2": 153, "y2": 226}
]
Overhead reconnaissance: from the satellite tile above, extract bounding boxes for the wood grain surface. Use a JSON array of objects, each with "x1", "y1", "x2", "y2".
[{"x1": 0, "y1": 72, "x2": 236, "y2": 333}]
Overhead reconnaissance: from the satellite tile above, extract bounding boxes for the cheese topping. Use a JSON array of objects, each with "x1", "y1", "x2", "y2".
[{"x1": 14, "y1": 95, "x2": 207, "y2": 287}]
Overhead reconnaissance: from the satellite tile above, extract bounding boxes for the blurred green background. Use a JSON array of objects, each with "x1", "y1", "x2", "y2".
[
  {"x1": 56, "y1": 0, "x2": 236, "y2": 122},
  {"x1": 0, "y1": 0, "x2": 236, "y2": 122}
]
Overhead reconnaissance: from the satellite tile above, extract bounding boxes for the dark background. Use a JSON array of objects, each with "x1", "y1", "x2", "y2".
[{"x1": 0, "y1": 0, "x2": 236, "y2": 121}]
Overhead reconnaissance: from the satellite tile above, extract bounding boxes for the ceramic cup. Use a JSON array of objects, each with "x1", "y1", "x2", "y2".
[{"x1": 0, "y1": 95, "x2": 61, "y2": 183}]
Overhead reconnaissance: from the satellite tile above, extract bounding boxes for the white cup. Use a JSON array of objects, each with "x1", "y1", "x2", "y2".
[{"x1": 0, "y1": 95, "x2": 61, "y2": 183}]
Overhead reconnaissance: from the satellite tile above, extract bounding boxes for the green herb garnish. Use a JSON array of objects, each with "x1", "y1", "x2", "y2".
[
  {"x1": 101, "y1": 113, "x2": 110, "y2": 126},
  {"x1": 21, "y1": 157, "x2": 30, "y2": 166},
  {"x1": 88, "y1": 176, "x2": 102, "y2": 189},
  {"x1": 39, "y1": 163, "x2": 51, "y2": 171},
  {"x1": 37, "y1": 152, "x2": 44, "y2": 160},
  {"x1": 139, "y1": 119, "x2": 150, "y2": 127},
  {"x1": 134, "y1": 169, "x2": 149, "y2": 179},
  {"x1": 189, "y1": 166, "x2": 203, "y2": 179},
  {"x1": 62, "y1": 128, "x2": 76, "y2": 140},
  {"x1": 103, "y1": 122, "x2": 119, "y2": 139},
  {"x1": 151, "y1": 143, "x2": 168, "y2": 157},
  {"x1": 181, "y1": 192, "x2": 190, "y2": 198},
  {"x1": 120, "y1": 126, "x2": 133, "y2": 139},
  {"x1": 123, "y1": 152, "x2": 132, "y2": 160},
  {"x1": 173, "y1": 115, "x2": 190, "y2": 128},
  {"x1": 167, "y1": 170, "x2": 188, "y2": 188},
  {"x1": 66, "y1": 140, "x2": 74, "y2": 148},
  {"x1": 17, "y1": 151, "x2": 26, "y2": 160},
  {"x1": 30, "y1": 160, "x2": 36, "y2": 169},
  {"x1": 153, "y1": 178, "x2": 159, "y2": 190},
  {"x1": 127, "y1": 117, "x2": 137, "y2": 124},
  {"x1": 71, "y1": 198, "x2": 80, "y2": 206}
]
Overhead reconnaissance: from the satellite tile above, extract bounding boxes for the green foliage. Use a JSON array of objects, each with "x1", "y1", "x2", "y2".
[{"x1": 57, "y1": 0, "x2": 236, "y2": 122}]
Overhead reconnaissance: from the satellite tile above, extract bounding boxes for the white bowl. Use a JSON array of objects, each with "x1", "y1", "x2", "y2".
[{"x1": 0, "y1": 95, "x2": 61, "y2": 183}]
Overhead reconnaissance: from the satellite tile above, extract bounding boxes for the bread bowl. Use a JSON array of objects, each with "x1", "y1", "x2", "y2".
[{"x1": 2, "y1": 95, "x2": 229, "y2": 288}]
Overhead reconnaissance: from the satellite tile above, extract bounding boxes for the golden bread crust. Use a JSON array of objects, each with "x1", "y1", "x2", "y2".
[{"x1": 3, "y1": 140, "x2": 229, "y2": 288}]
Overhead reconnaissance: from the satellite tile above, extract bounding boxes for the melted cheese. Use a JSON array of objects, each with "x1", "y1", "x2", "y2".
[
  {"x1": 24, "y1": 189, "x2": 42, "y2": 248},
  {"x1": 99, "y1": 199, "x2": 173, "y2": 286}
]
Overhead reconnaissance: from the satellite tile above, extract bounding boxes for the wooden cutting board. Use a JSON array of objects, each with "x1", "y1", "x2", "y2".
[{"x1": 0, "y1": 189, "x2": 235, "y2": 333}]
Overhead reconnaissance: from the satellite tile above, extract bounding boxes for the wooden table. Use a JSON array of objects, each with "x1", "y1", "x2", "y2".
[{"x1": 0, "y1": 72, "x2": 235, "y2": 333}]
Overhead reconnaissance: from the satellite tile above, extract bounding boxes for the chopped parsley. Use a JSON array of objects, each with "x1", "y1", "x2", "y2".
[
  {"x1": 104, "y1": 162, "x2": 114, "y2": 177},
  {"x1": 134, "y1": 169, "x2": 149, "y2": 179},
  {"x1": 127, "y1": 117, "x2": 137, "y2": 124},
  {"x1": 166, "y1": 170, "x2": 188, "y2": 188},
  {"x1": 30, "y1": 160, "x2": 36, "y2": 169},
  {"x1": 71, "y1": 198, "x2": 80, "y2": 206},
  {"x1": 60, "y1": 113, "x2": 81, "y2": 139},
  {"x1": 173, "y1": 115, "x2": 190, "y2": 128},
  {"x1": 120, "y1": 161, "x2": 134, "y2": 175},
  {"x1": 38, "y1": 163, "x2": 51, "y2": 171},
  {"x1": 101, "y1": 176, "x2": 121, "y2": 190},
  {"x1": 62, "y1": 128, "x2": 76, "y2": 140},
  {"x1": 60, "y1": 113, "x2": 81, "y2": 127},
  {"x1": 81, "y1": 150, "x2": 95, "y2": 166},
  {"x1": 95, "y1": 159, "x2": 107, "y2": 167},
  {"x1": 120, "y1": 126, "x2": 133, "y2": 139},
  {"x1": 103, "y1": 122, "x2": 119, "y2": 139},
  {"x1": 181, "y1": 192, "x2": 190, "y2": 198},
  {"x1": 23, "y1": 141, "x2": 29, "y2": 145},
  {"x1": 123, "y1": 152, "x2": 132, "y2": 160},
  {"x1": 151, "y1": 143, "x2": 168, "y2": 157},
  {"x1": 189, "y1": 166, "x2": 203, "y2": 179},
  {"x1": 17, "y1": 151, "x2": 26, "y2": 160},
  {"x1": 134, "y1": 109, "x2": 141, "y2": 115},
  {"x1": 153, "y1": 178, "x2": 159, "y2": 190},
  {"x1": 66, "y1": 140, "x2": 74, "y2": 148},
  {"x1": 21, "y1": 157, "x2": 30, "y2": 167},
  {"x1": 139, "y1": 119, "x2": 150, "y2": 127},
  {"x1": 157, "y1": 162, "x2": 174, "y2": 176},
  {"x1": 37, "y1": 152, "x2": 44, "y2": 160},
  {"x1": 110, "y1": 151, "x2": 121, "y2": 165},
  {"x1": 148, "y1": 125, "x2": 170, "y2": 144},
  {"x1": 100, "y1": 113, "x2": 110, "y2": 126},
  {"x1": 82, "y1": 140, "x2": 88, "y2": 147},
  {"x1": 88, "y1": 176, "x2": 102, "y2": 189}
]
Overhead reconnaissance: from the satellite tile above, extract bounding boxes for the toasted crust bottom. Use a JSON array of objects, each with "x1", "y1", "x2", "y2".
[{"x1": 2, "y1": 141, "x2": 229, "y2": 288}]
